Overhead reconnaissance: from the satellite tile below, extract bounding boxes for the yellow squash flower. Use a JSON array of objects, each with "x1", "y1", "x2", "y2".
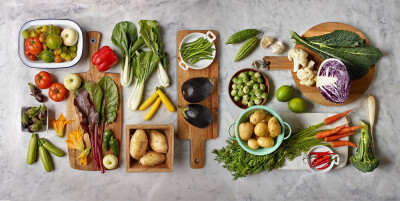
[
  {"x1": 66, "y1": 127, "x2": 91, "y2": 166},
  {"x1": 50, "y1": 113, "x2": 73, "y2": 138},
  {"x1": 76, "y1": 148, "x2": 91, "y2": 166}
]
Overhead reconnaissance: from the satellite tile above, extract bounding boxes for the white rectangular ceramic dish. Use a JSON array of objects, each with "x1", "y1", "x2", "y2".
[{"x1": 18, "y1": 19, "x2": 83, "y2": 69}]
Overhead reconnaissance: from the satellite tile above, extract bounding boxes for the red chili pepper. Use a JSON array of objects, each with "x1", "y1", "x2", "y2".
[
  {"x1": 313, "y1": 156, "x2": 331, "y2": 167},
  {"x1": 92, "y1": 46, "x2": 118, "y2": 72},
  {"x1": 317, "y1": 162, "x2": 330, "y2": 170},
  {"x1": 310, "y1": 151, "x2": 330, "y2": 155}
]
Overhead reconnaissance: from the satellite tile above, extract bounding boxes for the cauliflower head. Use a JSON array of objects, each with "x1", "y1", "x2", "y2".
[
  {"x1": 288, "y1": 48, "x2": 308, "y2": 72},
  {"x1": 297, "y1": 66, "x2": 317, "y2": 86}
]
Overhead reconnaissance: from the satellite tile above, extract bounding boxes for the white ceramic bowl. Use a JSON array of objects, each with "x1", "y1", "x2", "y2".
[
  {"x1": 179, "y1": 31, "x2": 216, "y2": 70},
  {"x1": 304, "y1": 145, "x2": 339, "y2": 173},
  {"x1": 18, "y1": 19, "x2": 83, "y2": 69}
]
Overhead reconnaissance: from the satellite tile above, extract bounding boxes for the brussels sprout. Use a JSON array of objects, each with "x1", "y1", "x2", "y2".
[
  {"x1": 254, "y1": 98, "x2": 262, "y2": 105},
  {"x1": 243, "y1": 94, "x2": 249, "y2": 101},
  {"x1": 250, "y1": 95, "x2": 256, "y2": 101},
  {"x1": 237, "y1": 84, "x2": 244, "y2": 90},
  {"x1": 261, "y1": 93, "x2": 269, "y2": 99},
  {"x1": 255, "y1": 89, "x2": 262, "y2": 97},
  {"x1": 253, "y1": 84, "x2": 259, "y2": 90},
  {"x1": 257, "y1": 77, "x2": 263, "y2": 84},
  {"x1": 248, "y1": 90, "x2": 255, "y2": 95},
  {"x1": 242, "y1": 99, "x2": 248, "y2": 105},
  {"x1": 232, "y1": 84, "x2": 238, "y2": 90},
  {"x1": 237, "y1": 90, "x2": 244, "y2": 97},
  {"x1": 254, "y1": 72, "x2": 261, "y2": 78},
  {"x1": 251, "y1": 76, "x2": 258, "y2": 81},
  {"x1": 248, "y1": 101, "x2": 254, "y2": 107},
  {"x1": 248, "y1": 71, "x2": 255, "y2": 76},
  {"x1": 239, "y1": 72, "x2": 247, "y2": 79},
  {"x1": 232, "y1": 77, "x2": 239, "y2": 84},
  {"x1": 243, "y1": 86, "x2": 250, "y2": 94},
  {"x1": 259, "y1": 84, "x2": 266, "y2": 91},
  {"x1": 237, "y1": 78, "x2": 243, "y2": 85},
  {"x1": 242, "y1": 76, "x2": 249, "y2": 83},
  {"x1": 231, "y1": 89, "x2": 238, "y2": 96},
  {"x1": 247, "y1": 80, "x2": 254, "y2": 87},
  {"x1": 234, "y1": 96, "x2": 240, "y2": 101}
]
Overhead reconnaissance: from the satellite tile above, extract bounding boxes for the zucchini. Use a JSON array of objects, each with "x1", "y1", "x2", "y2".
[
  {"x1": 235, "y1": 37, "x2": 259, "y2": 62},
  {"x1": 27, "y1": 134, "x2": 38, "y2": 165},
  {"x1": 225, "y1": 29, "x2": 260, "y2": 45},
  {"x1": 39, "y1": 138, "x2": 65, "y2": 157},
  {"x1": 39, "y1": 141, "x2": 53, "y2": 172}
]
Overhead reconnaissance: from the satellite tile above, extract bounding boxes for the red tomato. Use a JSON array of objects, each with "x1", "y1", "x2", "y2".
[
  {"x1": 35, "y1": 71, "x2": 53, "y2": 89},
  {"x1": 55, "y1": 55, "x2": 62, "y2": 63},
  {"x1": 48, "y1": 83, "x2": 68, "y2": 102},
  {"x1": 25, "y1": 50, "x2": 31, "y2": 56},
  {"x1": 25, "y1": 37, "x2": 43, "y2": 55},
  {"x1": 29, "y1": 54, "x2": 36, "y2": 61}
]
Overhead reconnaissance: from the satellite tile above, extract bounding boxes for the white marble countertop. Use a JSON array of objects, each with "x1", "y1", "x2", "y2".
[{"x1": 1, "y1": 0, "x2": 400, "y2": 200}]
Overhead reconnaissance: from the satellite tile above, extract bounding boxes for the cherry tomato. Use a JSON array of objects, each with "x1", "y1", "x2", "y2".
[
  {"x1": 55, "y1": 55, "x2": 62, "y2": 63},
  {"x1": 43, "y1": 44, "x2": 48, "y2": 50},
  {"x1": 30, "y1": 31, "x2": 38, "y2": 37},
  {"x1": 29, "y1": 54, "x2": 36, "y2": 61},
  {"x1": 25, "y1": 37, "x2": 43, "y2": 55},
  {"x1": 53, "y1": 48, "x2": 61, "y2": 56},
  {"x1": 48, "y1": 83, "x2": 68, "y2": 102},
  {"x1": 39, "y1": 33, "x2": 45, "y2": 42},
  {"x1": 24, "y1": 50, "x2": 31, "y2": 56},
  {"x1": 35, "y1": 71, "x2": 53, "y2": 89}
]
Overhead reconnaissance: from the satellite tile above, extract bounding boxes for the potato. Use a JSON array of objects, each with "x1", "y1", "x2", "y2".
[
  {"x1": 139, "y1": 151, "x2": 166, "y2": 166},
  {"x1": 130, "y1": 129, "x2": 148, "y2": 160},
  {"x1": 250, "y1": 110, "x2": 267, "y2": 125},
  {"x1": 239, "y1": 122, "x2": 254, "y2": 140},
  {"x1": 247, "y1": 138, "x2": 260, "y2": 149},
  {"x1": 254, "y1": 122, "x2": 269, "y2": 137},
  {"x1": 257, "y1": 136, "x2": 274, "y2": 148},
  {"x1": 268, "y1": 117, "x2": 282, "y2": 138},
  {"x1": 149, "y1": 130, "x2": 168, "y2": 153},
  {"x1": 260, "y1": 113, "x2": 273, "y2": 123}
]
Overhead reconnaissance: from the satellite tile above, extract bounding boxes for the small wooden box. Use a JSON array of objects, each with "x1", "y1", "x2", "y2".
[{"x1": 125, "y1": 124, "x2": 174, "y2": 172}]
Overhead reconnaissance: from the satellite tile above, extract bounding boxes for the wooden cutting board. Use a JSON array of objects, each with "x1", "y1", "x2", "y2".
[
  {"x1": 263, "y1": 22, "x2": 375, "y2": 106},
  {"x1": 177, "y1": 30, "x2": 219, "y2": 169},
  {"x1": 65, "y1": 31, "x2": 122, "y2": 171}
]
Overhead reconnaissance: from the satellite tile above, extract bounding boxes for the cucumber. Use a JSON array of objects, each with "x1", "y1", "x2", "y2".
[
  {"x1": 234, "y1": 37, "x2": 259, "y2": 62},
  {"x1": 27, "y1": 134, "x2": 38, "y2": 165},
  {"x1": 39, "y1": 138, "x2": 65, "y2": 157},
  {"x1": 225, "y1": 29, "x2": 260, "y2": 45},
  {"x1": 39, "y1": 141, "x2": 53, "y2": 172}
]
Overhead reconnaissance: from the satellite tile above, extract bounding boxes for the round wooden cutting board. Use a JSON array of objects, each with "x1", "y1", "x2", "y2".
[{"x1": 293, "y1": 22, "x2": 375, "y2": 106}]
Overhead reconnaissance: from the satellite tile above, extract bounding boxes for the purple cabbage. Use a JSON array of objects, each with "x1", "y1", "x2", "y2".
[{"x1": 316, "y1": 59, "x2": 351, "y2": 104}]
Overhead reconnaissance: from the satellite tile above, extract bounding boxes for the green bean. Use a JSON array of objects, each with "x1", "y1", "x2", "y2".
[{"x1": 181, "y1": 36, "x2": 215, "y2": 66}]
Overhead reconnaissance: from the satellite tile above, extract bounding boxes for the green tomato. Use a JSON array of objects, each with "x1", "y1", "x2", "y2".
[
  {"x1": 254, "y1": 98, "x2": 262, "y2": 105},
  {"x1": 248, "y1": 101, "x2": 254, "y2": 107},
  {"x1": 22, "y1": 29, "x2": 29, "y2": 39},
  {"x1": 60, "y1": 52, "x2": 66, "y2": 58},
  {"x1": 276, "y1": 85, "x2": 294, "y2": 102},
  {"x1": 234, "y1": 96, "x2": 240, "y2": 101},
  {"x1": 242, "y1": 99, "x2": 248, "y2": 105},
  {"x1": 237, "y1": 90, "x2": 244, "y2": 97},
  {"x1": 259, "y1": 84, "x2": 266, "y2": 91},
  {"x1": 288, "y1": 97, "x2": 307, "y2": 113},
  {"x1": 254, "y1": 72, "x2": 261, "y2": 78},
  {"x1": 65, "y1": 55, "x2": 72, "y2": 61},
  {"x1": 50, "y1": 25, "x2": 61, "y2": 35},
  {"x1": 231, "y1": 89, "x2": 238, "y2": 96},
  {"x1": 248, "y1": 70, "x2": 255, "y2": 76},
  {"x1": 253, "y1": 84, "x2": 259, "y2": 90},
  {"x1": 41, "y1": 50, "x2": 54, "y2": 63},
  {"x1": 232, "y1": 77, "x2": 239, "y2": 84},
  {"x1": 243, "y1": 94, "x2": 249, "y2": 101},
  {"x1": 243, "y1": 86, "x2": 250, "y2": 94},
  {"x1": 69, "y1": 52, "x2": 77, "y2": 59},
  {"x1": 62, "y1": 45, "x2": 68, "y2": 52},
  {"x1": 69, "y1": 45, "x2": 77, "y2": 52},
  {"x1": 46, "y1": 35, "x2": 63, "y2": 49}
]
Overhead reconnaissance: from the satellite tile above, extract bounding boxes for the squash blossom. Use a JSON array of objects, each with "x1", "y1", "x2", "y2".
[
  {"x1": 50, "y1": 113, "x2": 73, "y2": 138},
  {"x1": 66, "y1": 127, "x2": 91, "y2": 165}
]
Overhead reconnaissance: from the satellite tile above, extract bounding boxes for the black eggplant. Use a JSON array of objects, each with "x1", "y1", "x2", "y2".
[
  {"x1": 181, "y1": 77, "x2": 214, "y2": 103},
  {"x1": 38, "y1": 103, "x2": 47, "y2": 120},
  {"x1": 178, "y1": 104, "x2": 213, "y2": 128},
  {"x1": 28, "y1": 83, "x2": 40, "y2": 95}
]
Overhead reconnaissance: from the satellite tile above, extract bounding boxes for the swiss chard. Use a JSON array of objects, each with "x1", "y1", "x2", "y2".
[
  {"x1": 98, "y1": 76, "x2": 119, "y2": 125},
  {"x1": 83, "y1": 81, "x2": 103, "y2": 114}
]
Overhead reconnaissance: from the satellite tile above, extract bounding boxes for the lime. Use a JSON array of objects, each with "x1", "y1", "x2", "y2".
[
  {"x1": 276, "y1": 85, "x2": 293, "y2": 102},
  {"x1": 288, "y1": 98, "x2": 307, "y2": 113}
]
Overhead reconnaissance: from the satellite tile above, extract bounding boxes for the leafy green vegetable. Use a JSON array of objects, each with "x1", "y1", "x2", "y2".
[
  {"x1": 349, "y1": 121, "x2": 380, "y2": 173},
  {"x1": 213, "y1": 123, "x2": 325, "y2": 180},
  {"x1": 83, "y1": 81, "x2": 103, "y2": 114},
  {"x1": 291, "y1": 31, "x2": 383, "y2": 80},
  {"x1": 98, "y1": 76, "x2": 119, "y2": 125},
  {"x1": 304, "y1": 30, "x2": 367, "y2": 47},
  {"x1": 139, "y1": 20, "x2": 170, "y2": 87},
  {"x1": 127, "y1": 51, "x2": 160, "y2": 110},
  {"x1": 111, "y1": 21, "x2": 138, "y2": 87}
]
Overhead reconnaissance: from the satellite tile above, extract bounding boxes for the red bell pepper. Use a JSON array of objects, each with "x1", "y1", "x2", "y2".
[{"x1": 92, "y1": 46, "x2": 118, "y2": 72}]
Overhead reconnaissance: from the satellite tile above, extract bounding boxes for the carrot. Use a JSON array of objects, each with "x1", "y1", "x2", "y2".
[
  {"x1": 330, "y1": 140, "x2": 358, "y2": 148},
  {"x1": 324, "y1": 109, "x2": 354, "y2": 125},
  {"x1": 315, "y1": 122, "x2": 349, "y2": 140},
  {"x1": 336, "y1": 125, "x2": 363, "y2": 135},
  {"x1": 324, "y1": 132, "x2": 356, "y2": 142}
]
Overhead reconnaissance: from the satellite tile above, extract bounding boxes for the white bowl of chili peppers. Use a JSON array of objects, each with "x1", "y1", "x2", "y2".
[{"x1": 303, "y1": 145, "x2": 339, "y2": 173}]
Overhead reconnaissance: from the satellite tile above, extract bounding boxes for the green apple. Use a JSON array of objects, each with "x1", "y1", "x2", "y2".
[
  {"x1": 103, "y1": 154, "x2": 118, "y2": 169},
  {"x1": 63, "y1": 73, "x2": 81, "y2": 91}
]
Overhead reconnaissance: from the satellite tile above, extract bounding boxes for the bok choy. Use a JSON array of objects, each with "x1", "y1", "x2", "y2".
[
  {"x1": 139, "y1": 20, "x2": 170, "y2": 87},
  {"x1": 111, "y1": 21, "x2": 138, "y2": 87},
  {"x1": 128, "y1": 51, "x2": 160, "y2": 110}
]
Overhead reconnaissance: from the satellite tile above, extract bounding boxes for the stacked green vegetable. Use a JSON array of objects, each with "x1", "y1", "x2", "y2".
[
  {"x1": 230, "y1": 70, "x2": 268, "y2": 107},
  {"x1": 180, "y1": 37, "x2": 214, "y2": 66},
  {"x1": 291, "y1": 30, "x2": 383, "y2": 80},
  {"x1": 213, "y1": 123, "x2": 325, "y2": 180},
  {"x1": 225, "y1": 28, "x2": 265, "y2": 62}
]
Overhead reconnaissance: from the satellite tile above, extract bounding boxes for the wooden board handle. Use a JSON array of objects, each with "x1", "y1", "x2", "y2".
[
  {"x1": 263, "y1": 56, "x2": 293, "y2": 71},
  {"x1": 190, "y1": 138, "x2": 205, "y2": 168},
  {"x1": 86, "y1": 31, "x2": 101, "y2": 74}
]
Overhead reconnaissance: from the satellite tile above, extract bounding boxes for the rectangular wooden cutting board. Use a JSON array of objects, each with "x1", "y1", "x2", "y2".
[
  {"x1": 65, "y1": 31, "x2": 122, "y2": 171},
  {"x1": 177, "y1": 30, "x2": 219, "y2": 169}
]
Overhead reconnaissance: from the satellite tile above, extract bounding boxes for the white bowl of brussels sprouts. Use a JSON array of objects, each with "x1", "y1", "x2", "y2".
[{"x1": 229, "y1": 68, "x2": 269, "y2": 109}]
